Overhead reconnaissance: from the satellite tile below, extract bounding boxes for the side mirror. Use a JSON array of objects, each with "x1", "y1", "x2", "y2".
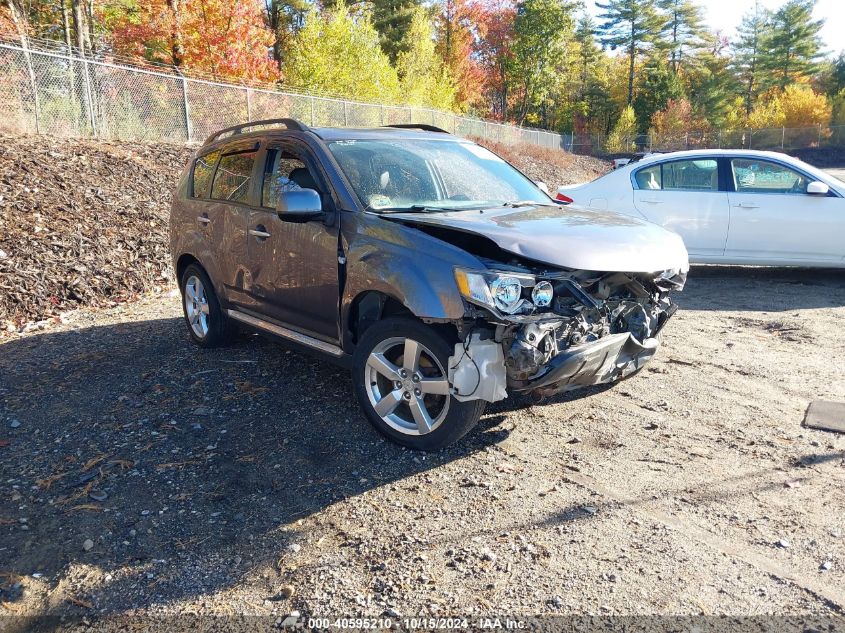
[
  {"x1": 276, "y1": 188, "x2": 323, "y2": 218},
  {"x1": 807, "y1": 181, "x2": 830, "y2": 195},
  {"x1": 536, "y1": 181, "x2": 550, "y2": 195}
]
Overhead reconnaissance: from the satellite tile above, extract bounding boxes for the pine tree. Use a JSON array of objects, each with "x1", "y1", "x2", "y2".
[
  {"x1": 574, "y1": 14, "x2": 601, "y2": 99},
  {"x1": 761, "y1": 0, "x2": 824, "y2": 90},
  {"x1": 632, "y1": 56, "x2": 684, "y2": 131},
  {"x1": 371, "y1": 0, "x2": 422, "y2": 64},
  {"x1": 264, "y1": 0, "x2": 310, "y2": 70},
  {"x1": 733, "y1": 0, "x2": 770, "y2": 116},
  {"x1": 656, "y1": 0, "x2": 707, "y2": 74},
  {"x1": 596, "y1": 0, "x2": 664, "y2": 105}
]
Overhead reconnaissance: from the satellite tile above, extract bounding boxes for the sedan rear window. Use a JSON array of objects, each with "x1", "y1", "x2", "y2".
[{"x1": 635, "y1": 159, "x2": 718, "y2": 191}]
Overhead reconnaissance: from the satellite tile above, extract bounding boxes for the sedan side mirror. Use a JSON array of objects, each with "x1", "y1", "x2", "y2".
[
  {"x1": 807, "y1": 181, "x2": 830, "y2": 195},
  {"x1": 276, "y1": 188, "x2": 323, "y2": 218}
]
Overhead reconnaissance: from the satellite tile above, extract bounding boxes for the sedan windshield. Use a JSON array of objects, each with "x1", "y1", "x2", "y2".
[{"x1": 327, "y1": 138, "x2": 551, "y2": 212}]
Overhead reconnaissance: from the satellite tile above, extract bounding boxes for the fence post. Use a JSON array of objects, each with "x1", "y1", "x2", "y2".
[
  {"x1": 18, "y1": 35, "x2": 41, "y2": 134},
  {"x1": 177, "y1": 70, "x2": 192, "y2": 143},
  {"x1": 81, "y1": 55, "x2": 96, "y2": 137},
  {"x1": 380, "y1": 104, "x2": 385, "y2": 126},
  {"x1": 343, "y1": 100, "x2": 348, "y2": 126},
  {"x1": 245, "y1": 87, "x2": 252, "y2": 121},
  {"x1": 407, "y1": 107, "x2": 412, "y2": 124},
  {"x1": 781, "y1": 127, "x2": 785, "y2": 149},
  {"x1": 310, "y1": 96, "x2": 315, "y2": 126}
]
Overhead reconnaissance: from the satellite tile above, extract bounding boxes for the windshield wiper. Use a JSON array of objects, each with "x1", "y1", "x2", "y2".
[
  {"x1": 500, "y1": 200, "x2": 559, "y2": 208},
  {"x1": 372, "y1": 205, "x2": 474, "y2": 214}
]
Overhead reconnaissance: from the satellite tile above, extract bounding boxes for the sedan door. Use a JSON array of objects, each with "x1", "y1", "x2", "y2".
[
  {"x1": 632, "y1": 158, "x2": 730, "y2": 259},
  {"x1": 724, "y1": 157, "x2": 844, "y2": 264},
  {"x1": 243, "y1": 142, "x2": 340, "y2": 342}
]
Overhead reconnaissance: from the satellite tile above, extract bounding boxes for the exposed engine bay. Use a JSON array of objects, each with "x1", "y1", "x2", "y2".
[{"x1": 449, "y1": 262, "x2": 686, "y2": 402}]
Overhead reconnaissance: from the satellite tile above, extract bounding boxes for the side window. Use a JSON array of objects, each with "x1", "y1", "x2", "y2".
[
  {"x1": 635, "y1": 165, "x2": 661, "y2": 190},
  {"x1": 192, "y1": 150, "x2": 220, "y2": 198},
  {"x1": 211, "y1": 150, "x2": 257, "y2": 203},
  {"x1": 731, "y1": 158, "x2": 807, "y2": 194},
  {"x1": 261, "y1": 148, "x2": 319, "y2": 208},
  {"x1": 663, "y1": 159, "x2": 718, "y2": 191}
]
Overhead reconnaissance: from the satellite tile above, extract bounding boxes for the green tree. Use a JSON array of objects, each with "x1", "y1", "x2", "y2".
[
  {"x1": 508, "y1": 0, "x2": 576, "y2": 125},
  {"x1": 574, "y1": 13, "x2": 601, "y2": 99},
  {"x1": 395, "y1": 8, "x2": 456, "y2": 109},
  {"x1": 264, "y1": 0, "x2": 310, "y2": 70},
  {"x1": 761, "y1": 0, "x2": 824, "y2": 90},
  {"x1": 632, "y1": 56, "x2": 683, "y2": 131},
  {"x1": 283, "y1": 3, "x2": 400, "y2": 103},
  {"x1": 596, "y1": 0, "x2": 664, "y2": 105},
  {"x1": 732, "y1": 0, "x2": 771, "y2": 116},
  {"x1": 685, "y1": 50, "x2": 739, "y2": 127},
  {"x1": 371, "y1": 0, "x2": 422, "y2": 63},
  {"x1": 656, "y1": 0, "x2": 707, "y2": 74},
  {"x1": 606, "y1": 104, "x2": 637, "y2": 151}
]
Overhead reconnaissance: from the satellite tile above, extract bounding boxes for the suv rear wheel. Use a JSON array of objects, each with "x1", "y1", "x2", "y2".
[
  {"x1": 352, "y1": 317, "x2": 486, "y2": 450},
  {"x1": 180, "y1": 264, "x2": 234, "y2": 348}
]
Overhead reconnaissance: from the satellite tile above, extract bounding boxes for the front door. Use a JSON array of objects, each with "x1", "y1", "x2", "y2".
[
  {"x1": 632, "y1": 157, "x2": 730, "y2": 259},
  {"x1": 724, "y1": 157, "x2": 844, "y2": 264},
  {"x1": 244, "y1": 143, "x2": 340, "y2": 341}
]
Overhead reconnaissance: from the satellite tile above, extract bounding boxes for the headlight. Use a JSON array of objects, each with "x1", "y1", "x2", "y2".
[
  {"x1": 454, "y1": 269, "x2": 537, "y2": 314},
  {"x1": 531, "y1": 281, "x2": 554, "y2": 307}
]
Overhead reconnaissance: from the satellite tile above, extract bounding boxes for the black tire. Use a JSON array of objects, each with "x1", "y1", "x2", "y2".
[
  {"x1": 352, "y1": 317, "x2": 486, "y2": 450},
  {"x1": 180, "y1": 263, "x2": 235, "y2": 348}
]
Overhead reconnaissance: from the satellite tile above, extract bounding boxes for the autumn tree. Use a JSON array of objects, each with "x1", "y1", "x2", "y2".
[
  {"x1": 433, "y1": 0, "x2": 484, "y2": 109},
  {"x1": 596, "y1": 0, "x2": 663, "y2": 105},
  {"x1": 475, "y1": 0, "x2": 516, "y2": 120},
  {"x1": 395, "y1": 8, "x2": 456, "y2": 109},
  {"x1": 283, "y1": 4, "x2": 400, "y2": 102},
  {"x1": 632, "y1": 56, "x2": 683, "y2": 131}
]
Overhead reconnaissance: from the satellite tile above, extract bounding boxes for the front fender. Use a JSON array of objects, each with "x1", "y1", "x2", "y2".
[{"x1": 341, "y1": 215, "x2": 483, "y2": 344}]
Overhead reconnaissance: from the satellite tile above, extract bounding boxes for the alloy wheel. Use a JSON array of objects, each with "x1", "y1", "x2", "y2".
[
  {"x1": 364, "y1": 337, "x2": 451, "y2": 435},
  {"x1": 184, "y1": 275, "x2": 210, "y2": 338}
]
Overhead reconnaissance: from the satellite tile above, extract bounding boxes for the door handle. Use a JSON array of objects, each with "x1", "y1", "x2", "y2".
[
  {"x1": 197, "y1": 215, "x2": 211, "y2": 224},
  {"x1": 734, "y1": 203, "x2": 760, "y2": 209},
  {"x1": 640, "y1": 199, "x2": 663, "y2": 204},
  {"x1": 249, "y1": 228, "x2": 271, "y2": 239}
]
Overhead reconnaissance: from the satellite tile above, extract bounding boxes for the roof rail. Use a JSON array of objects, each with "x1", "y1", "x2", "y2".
[
  {"x1": 383, "y1": 124, "x2": 451, "y2": 134},
  {"x1": 204, "y1": 118, "x2": 310, "y2": 146}
]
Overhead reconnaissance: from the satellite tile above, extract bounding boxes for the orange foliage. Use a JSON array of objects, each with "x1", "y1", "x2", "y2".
[{"x1": 106, "y1": 0, "x2": 278, "y2": 82}]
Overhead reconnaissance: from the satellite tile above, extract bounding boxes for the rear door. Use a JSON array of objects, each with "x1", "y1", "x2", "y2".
[
  {"x1": 725, "y1": 157, "x2": 844, "y2": 263},
  {"x1": 243, "y1": 140, "x2": 340, "y2": 341},
  {"x1": 632, "y1": 157, "x2": 730, "y2": 259},
  {"x1": 207, "y1": 141, "x2": 260, "y2": 307}
]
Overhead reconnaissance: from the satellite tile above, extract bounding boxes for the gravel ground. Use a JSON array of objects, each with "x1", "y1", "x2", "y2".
[{"x1": 1, "y1": 266, "x2": 844, "y2": 626}]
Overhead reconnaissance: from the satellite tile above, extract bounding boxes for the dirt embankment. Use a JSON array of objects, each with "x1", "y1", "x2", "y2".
[{"x1": 0, "y1": 136, "x2": 193, "y2": 330}]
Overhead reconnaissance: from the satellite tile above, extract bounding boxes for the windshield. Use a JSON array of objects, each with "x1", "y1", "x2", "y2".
[{"x1": 327, "y1": 139, "x2": 551, "y2": 212}]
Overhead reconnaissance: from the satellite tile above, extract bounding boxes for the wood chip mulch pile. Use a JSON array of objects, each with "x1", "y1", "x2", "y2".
[{"x1": 0, "y1": 135, "x2": 193, "y2": 330}]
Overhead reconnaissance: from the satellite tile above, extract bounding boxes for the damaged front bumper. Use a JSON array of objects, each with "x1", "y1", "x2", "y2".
[
  {"x1": 510, "y1": 332, "x2": 659, "y2": 396},
  {"x1": 447, "y1": 269, "x2": 683, "y2": 403}
]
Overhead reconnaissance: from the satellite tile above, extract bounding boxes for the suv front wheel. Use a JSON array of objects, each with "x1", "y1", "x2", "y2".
[{"x1": 352, "y1": 317, "x2": 486, "y2": 450}]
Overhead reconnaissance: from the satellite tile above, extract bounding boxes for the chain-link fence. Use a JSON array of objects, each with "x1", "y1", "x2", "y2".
[
  {"x1": 0, "y1": 38, "x2": 566, "y2": 150},
  {"x1": 564, "y1": 126, "x2": 845, "y2": 155}
]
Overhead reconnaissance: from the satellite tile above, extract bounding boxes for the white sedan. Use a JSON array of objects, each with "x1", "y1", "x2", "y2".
[{"x1": 556, "y1": 149, "x2": 845, "y2": 267}]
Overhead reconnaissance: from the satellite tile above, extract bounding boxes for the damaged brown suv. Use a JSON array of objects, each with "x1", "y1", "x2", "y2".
[{"x1": 170, "y1": 119, "x2": 689, "y2": 450}]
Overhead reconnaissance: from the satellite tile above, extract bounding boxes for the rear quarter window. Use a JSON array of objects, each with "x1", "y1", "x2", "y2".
[
  {"x1": 192, "y1": 150, "x2": 220, "y2": 198},
  {"x1": 211, "y1": 151, "x2": 257, "y2": 203}
]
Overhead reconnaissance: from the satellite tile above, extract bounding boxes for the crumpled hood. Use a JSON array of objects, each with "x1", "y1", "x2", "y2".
[{"x1": 387, "y1": 204, "x2": 690, "y2": 273}]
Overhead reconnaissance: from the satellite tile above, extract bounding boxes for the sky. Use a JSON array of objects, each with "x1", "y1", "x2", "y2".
[{"x1": 586, "y1": 0, "x2": 845, "y2": 56}]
